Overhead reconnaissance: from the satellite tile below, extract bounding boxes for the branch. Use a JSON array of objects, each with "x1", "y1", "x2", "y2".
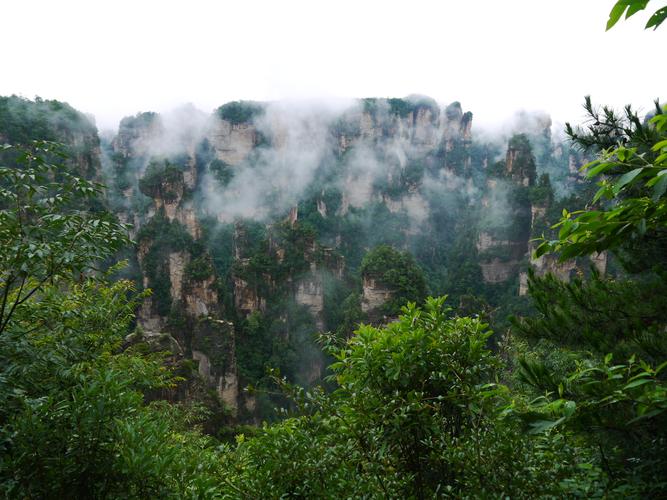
[
  {"x1": 0, "y1": 275, "x2": 26, "y2": 335},
  {"x1": 0, "y1": 274, "x2": 16, "y2": 332}
]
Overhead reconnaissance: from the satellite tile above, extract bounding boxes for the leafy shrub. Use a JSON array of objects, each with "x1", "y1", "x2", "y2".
[
  {"x1": 216, "y1": 100, "x2": 264, "y2": 125},
  {"x1": 360, "y1": 245, "x2": 427, "y2": 315}
]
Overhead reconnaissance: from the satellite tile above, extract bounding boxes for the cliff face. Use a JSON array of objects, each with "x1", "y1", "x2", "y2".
[
  {"x1": 361, "y1": 277, "x2": 394, "y2": 316},
  {"x1": 208, "y1": 118, "x2": 257, "y2": 165},
  {"x1": 0, "y1": 96, "x2": 102, "y2": 179},
  {"x1": 0, "y1": 94, "x2": 602, "y2": 421},
  {"x1": 1, "y1": 92, "x2": 600, "y2": 420},
  {"x1": 108, "y1": 98, "x2": 480, "y2": 414},
  {"x1": 476, "y1": 136, "x2": 535, "y2": 286},
  {"x1": 108, "y1": 112, "x2": 242, "y2": 412}
]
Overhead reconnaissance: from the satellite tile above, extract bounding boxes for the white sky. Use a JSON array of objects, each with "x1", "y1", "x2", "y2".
[{"x1": 1, "y1": 0, "x2": 665, "y2": 131}]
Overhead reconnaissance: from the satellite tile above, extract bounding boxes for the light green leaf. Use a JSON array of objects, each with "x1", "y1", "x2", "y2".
[
  {"x1": 613, "y1": 168, "x2": 644, "y2": 194},
  {"x1": 624, "y1": 378, "x2": 653, "y2": 389},
  {"x1": 607, "y1": 1, "x2": 629, "y2": 30},
  {"x1": 651, "y1": 174, "x2": 667, "y2": 201},
  {"x1": 586, "y1": 162, "x2": 614, "y2": 178}
]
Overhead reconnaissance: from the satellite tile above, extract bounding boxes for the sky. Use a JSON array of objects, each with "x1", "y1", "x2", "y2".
[{"x1": 1, "y1": 0, "x2": 665, "y2": 131}]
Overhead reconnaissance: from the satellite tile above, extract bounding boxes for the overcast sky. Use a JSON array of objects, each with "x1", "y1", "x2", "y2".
[{"x1": 1, "y1": 0, "x2": 665, "y2": 131}]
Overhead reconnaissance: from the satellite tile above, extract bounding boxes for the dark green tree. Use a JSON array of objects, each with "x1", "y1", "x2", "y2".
[{"x1": 360, "y1": 244, "x2": 427, "y2": 316}]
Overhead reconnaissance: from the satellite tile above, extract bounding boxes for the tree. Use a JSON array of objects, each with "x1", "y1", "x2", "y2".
[
  {"x1": 0, "y1": 141, "x2": 129, "y2": 334},
  {"x1": 0, "y1": 143, "x2": 228, "y2": 497},
  {"x1": 535, "y1": 100, "x2": 667, "y2": 265},
  {"x1": 514, "y1": 49, "x2": 667, "y2": 497},
  {"x1": 224, "y1": 298, "x2": 566, "y2": 498},
  {"x1": 360, "y1": 245, "x2": 427, "y2": 316}
]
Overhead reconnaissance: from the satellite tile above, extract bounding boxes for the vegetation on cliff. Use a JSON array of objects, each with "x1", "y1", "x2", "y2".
[
  {"x1": 216, "y1": 100, "x2": 265, "y2": 125},
  {"x1": 0, "y1": 2, "x2": 665, "y2": 496},
  {"x1": 360, "y1": 244, "x2": 427, "y2": 316},
  {"x1": 1, "y1": 91, "x2": 667, "y2": 495}
]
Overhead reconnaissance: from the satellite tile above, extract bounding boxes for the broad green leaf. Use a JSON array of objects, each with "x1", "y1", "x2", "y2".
[
  {"x1": 646, "y1": 6, "x2": 667, "y2": 29},
  {"x1": 655, "y1": 360, "x2": 667, "y2": 374},
  {"x1": 592, "y1": 184, "x2": 611, "y2": 204},
  {"x1": 628, "y1": 408, "x2": 663, "y2": 423},
  {"x1": 607, "y1": 1, "x2": 629, "y2": 30},
  {"x1": 624, "y1": 378, "x2": 653, "y2": 389},
  {"x1": 626, "y1": 0, "x2": 650, "y2": 17},
  {"x1": 651, "y1": 174, "x2": 667, "y2": 200},
  {"x1": 613, "y1": 167, "x2": 644, "y2": 194},
  {"x1": 529, "y1": 417, "x2": 566, "y2": 434},
  {"x1": 652, "y1": 139, "x2": 667, "y2": 152},
  {"x1": 586, "y1": 162, "x2": 614, "y2": 178}
]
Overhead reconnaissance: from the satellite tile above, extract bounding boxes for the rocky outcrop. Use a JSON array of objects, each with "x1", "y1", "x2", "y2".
[
  {"x1": 531, "y1": 254, "x2": 578, "y2": 281},
  {"x1": 97, "y1": 95, "x2": 597, "y2": 421},
  {"x1": 185, "y1": 275, "x2": 218, "y2": 317},
  {"x1": 176, "y1": 203, "x2": 201, "y2": 239},
  {"x1": 442, "y1": 102, "x2": 472, "y2": 142},
  {"x1": 169, "y1": 252, "x2": 188, "y2": 299},
  {"x1": 112, "y1": 112, "x2": 163, "y2": 159},
  {"x1": 476, "y1": 232, "x2": 514, "y2": 253},
  {"x1": 295, "y1": 272, "x2": 325, "y2": 330},
  {"x1": 477, "y1": 134, "x2": 538, "y2": 285},
  {"x1": 518, "y1": 251, "x2": 608, "y2": 296},
  {"x1": 480, "y1": 259, "x2": 520, "y2": 283},
  {"x1": 207, "y1": 117, "x2": 256, "y2": 165},
  {"x1": 506, "y1": 135, "x2": 537, "y2": 187},
  {"x1": 590, "y1": 252, "x2": 607, "y2": 274},
  {"x1": 317, "y1": 199, "x2": 327, "y2": 217},
  {"x1": 108, "y1": 108, "x2": 243, "y2": 412},
  {"x1": 136, "y1": 297, "x2": 165, "y2": 332},
  {"x1": 361, "y1": 277, "x2": 393, "y2": 314},
  {"x1": 233, "y1": 273, "x2": 265, "y2": 315},
  {"x1": 193, "y1": 350, "x2": 238, "y2": 411},
  {"x1": 191, "y1": 318, "x2": 238, "y2": 413}
]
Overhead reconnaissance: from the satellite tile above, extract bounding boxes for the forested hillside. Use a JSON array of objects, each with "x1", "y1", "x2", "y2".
[
  {"x1": 108, "y1": 95, "x2": 606, "y2": 418},
  {"x1": 0, "y1": 1, "x2": 665, "y2": 497}
]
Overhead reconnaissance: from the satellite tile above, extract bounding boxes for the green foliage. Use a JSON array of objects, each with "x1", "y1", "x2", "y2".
[
  {"x1": 137, "y1": 214, "x2": 194, "y2": 315},
  {"x1": 536, "y1": 102, "x2": 667, "y2": 266},
  {"x1": 0, "y1": 276, "x2": 229, "y2": 498},
  {"x1": 222, "y1": 299, "x2": 575, "y2": 498},
  {"x1": 231, "y1": 220, "x2": 320, "y2": 300},
  {"x1": 606, "y1": 0, "x2": 667, "y2": 30},
  {"x1": 512, "y1": 269, "x2": 667, "y2": 362},
  {"x1": 118, "y1": 111, "x2": 159, "y2": 131},
  {"x1": 0, "y1": 96, "x2": 95, "y2": 146},
  {"x1": 514, "y1": 97, "x2": 667, "y2": 495},
  {"x1": 529, "y1": 173, "x2": 555, "y2": 205},
  {"x1": 236, "y1": 299, "x2": 319, "y2": 397},
  {"x1": 0, "y1": 145, "x2": 228, "y2": 497},
  {"x1": 385, "y1": 96, "x2": 438, "y2": 119},
  {"x1": 333, "y1": 292, "x2": 362, "y2": 337},
  {"x1": 209, "y1": 158, "x2": 234, "y2": 186},
  {"x1": 387, "y1": 97, "x2": 413, "y2": 117},
  {"x1": 138, "y1": 159, "x2": 185, "y2": 201},
  {"x1": 0, "y1": 142, "x2": 130, "y2": 335},
  {"x1": 360, "y1": 244, "x2": 427, "y2": 316},
  {"x1": 185, "y1": 255, "x2": 214, "y2": 282},
  {"x1": 216, "y1": 100, "x2": 264, "y2": 125}
]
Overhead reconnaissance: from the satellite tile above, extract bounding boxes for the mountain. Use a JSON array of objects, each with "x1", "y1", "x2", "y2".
[{"x1": 0, "y1": 94, "x2": 604, "y2": 420}]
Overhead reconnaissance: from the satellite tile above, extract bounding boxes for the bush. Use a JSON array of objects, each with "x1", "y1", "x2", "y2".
[
  {"x1": 216, "y1": 100, "x2": 264, "y2": 125},
  {"x1": 360, "y1": 245, "x2": 427, "y2": 315}
]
